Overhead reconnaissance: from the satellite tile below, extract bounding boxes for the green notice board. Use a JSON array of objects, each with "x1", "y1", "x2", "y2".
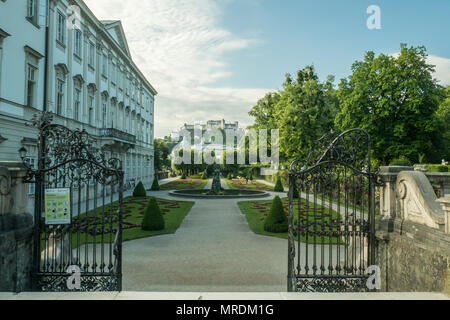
[{"x1": 44, "y1": 188, "x2": 71, "y2": 225}]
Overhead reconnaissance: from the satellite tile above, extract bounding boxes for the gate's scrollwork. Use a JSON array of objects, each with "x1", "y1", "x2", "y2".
[
  {"x1": 288, "y1": 129, "x2": 377, "y2": 292},
  {"x1": 24, "y1": 112, "x2": 123, "y2": 292}
]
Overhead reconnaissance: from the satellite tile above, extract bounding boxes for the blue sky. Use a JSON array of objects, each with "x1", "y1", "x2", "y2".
[
  {"x1": 85, "y1": 0, "x2": 450, "y2": 137},
  {"x1": 217, "y1": 0, "x2": 450, "y2": 89}
]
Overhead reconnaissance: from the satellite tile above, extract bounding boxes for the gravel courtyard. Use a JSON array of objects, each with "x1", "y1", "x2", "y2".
[{"x1": 122, "y1": 190, "x2": 288, "y2": 292}]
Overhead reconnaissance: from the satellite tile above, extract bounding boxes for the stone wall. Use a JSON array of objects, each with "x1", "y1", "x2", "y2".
[
  {"x1": 376, "y1": 167, "x2": 450, "y2": 294},
  {"x1": 376, "y1": 217, "x2": 450, "y2": 293},
  {"x1": 0, "y1": 162, "x2": 34, "y2": 292}
]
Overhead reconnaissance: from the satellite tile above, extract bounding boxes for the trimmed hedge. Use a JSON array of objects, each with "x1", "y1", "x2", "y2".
[
  {"x1": 390, "y1": 156, "x2": 412, "y2": 166},
  {"x1": 264, "y1": 196, "x2": 288, "y2": 233},
  {"x1": 227, "y1": 172, "x2": 232, "y2": 180},
  {"x1": 141, "y1": 197, "x2": 165, "y2": 231},
  {"x1": 274, "y1": 176, "x2": 284, "y2": 192},
  {"x1": 181, "y1": 173, "x2": 187, "y2": 179},
  {"x1": 201, "y1": 171, "x2": 207, "y2": 179},
  {"x1": 429, "y1": 164, "x2": 449, "y2": 172},
  {"x1": 151, "y1": 178, "x2": 160, "y2": 191},
  {"x1": 133, "y1": 181, "x2": 146, "y2": 197}
]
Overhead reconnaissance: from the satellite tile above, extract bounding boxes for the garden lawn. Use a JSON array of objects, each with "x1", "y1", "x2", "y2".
[
  {"x1": 238, "y1": 197, "x2": 345, "y2": 245},
  {"x1": 187, "y1": 174, "x2": 207, "y2": 179},
  {"x1": 227, "y1": 179, "x2": 274, "y2": 192},
  {"x1": 52, "y1": 197, "x2": 195, "y2": 248},
  {"x1": 159, "y1": 179, "x2": 208, "y2": 190}
]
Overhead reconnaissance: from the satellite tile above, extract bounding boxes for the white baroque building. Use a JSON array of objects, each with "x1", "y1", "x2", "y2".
[{"x1": 0, "y1": 0, "x2": 157, "y2": 204}]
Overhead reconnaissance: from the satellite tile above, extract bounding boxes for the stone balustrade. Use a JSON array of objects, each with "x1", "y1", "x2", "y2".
[
  {"x1": 378, "y1": 165, "x2": 450, "y2": 233},
  {"x1": 376, "y1": 166, "x2": 450, "y2": 293}
]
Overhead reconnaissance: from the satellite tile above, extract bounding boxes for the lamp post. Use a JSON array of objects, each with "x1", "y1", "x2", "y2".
[{"x1": 18, "y1": 147, "x2": 28, "y2": 160}]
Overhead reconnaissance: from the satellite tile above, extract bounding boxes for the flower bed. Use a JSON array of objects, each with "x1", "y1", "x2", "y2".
[
  {"x1": 69, "y1": 197, "x2": 194, "y2": 246},
  {"x1": 226, "y1": 179, "x2": 274, "y2": 192},
  {"x1": 159, "y1": 179, "x2": 208, "y2": 190},
  {"x1": 238, "y1": 197, "x2": 344, "y2": 244}
]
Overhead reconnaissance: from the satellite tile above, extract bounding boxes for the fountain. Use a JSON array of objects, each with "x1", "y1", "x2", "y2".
[{"x1": 169, "y1": 164, "x2": 269, "y2": 199}]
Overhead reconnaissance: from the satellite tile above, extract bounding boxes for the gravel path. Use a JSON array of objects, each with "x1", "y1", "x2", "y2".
[{"x1": 122, "y1": 190, "x2": 288, "y2": 292}]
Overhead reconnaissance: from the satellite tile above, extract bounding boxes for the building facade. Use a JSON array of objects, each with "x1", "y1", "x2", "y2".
[{"x1": 0, "y1": 0, "x2": 157, "y2": 209}]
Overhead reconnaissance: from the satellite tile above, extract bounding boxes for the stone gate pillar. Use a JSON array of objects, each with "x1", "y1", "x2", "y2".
[{"x1": 0, "y1": 161, "x2": 34, "y2": 292}]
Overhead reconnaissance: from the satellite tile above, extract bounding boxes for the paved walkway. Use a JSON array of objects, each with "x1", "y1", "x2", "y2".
[{"x1": 122, "y1": 190, "x2": 287, "y2": 292}]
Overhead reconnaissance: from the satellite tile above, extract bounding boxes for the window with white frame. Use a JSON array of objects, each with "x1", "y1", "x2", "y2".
[
  {"x1": 27, "y1": 157, "x2": 36, "y2": 195},
  {"x1": 102, "y1": 53, "x2": 108, "y2": 76},
  {"x1": 102, "y1": 95, "x2": 107, "y2": 128},
  {"x1": 88, "y1": 42, "x2": 95, "y2": 67},
  {"x1": 73, "y1": 79, "x2": 81, "y2": 121},
  {"x1": 26, "y1": 64, "x2": 36, "y2": 107},
  {"x1": 57, "y1": 12, "x2": 66, "y2": 44},
  {"x1": 56, "y1": 80, "x2": 64, "y2": 115},
  {"x1": 111, "y1": 63, "x2": 116, "y2": 84},
  {"x1": 27, "y1": 0, "x2": 38, "y2": 23},
  {"x1": 55, "y1": 66, "x2": 66, "y2": 115},
  {"x1": 111, "y1": 100, "x2": 116, "y2": 128},
  {"x1": 88, "y1": 86, "x2": 95, "y2": 125},
  {"x1": 74, "y1": 29, "x2": 82, "y2": 57},
  {"x1": 118, "y1": 105, "x2": 123, "y2": 130},
  {"x1": 118, "y1": 68, "x2": 123, "y2": 89}
]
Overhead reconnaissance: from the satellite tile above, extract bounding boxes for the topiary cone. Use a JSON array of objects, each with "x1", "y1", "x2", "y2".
[
  {"x1": 264, "y1": 196, "x2": 288, "y2": 233},
  {"x1": 141, "y1": 197, "x2": 165, "y2": 231},
  {"x1": 133, "y1": 181, "x2": 147, "y2": 197},
  {"x1": 274, "y1": 176, "x2": 284, "y2": 192},
  {"x1": 151, "y1": 178, "x2": 160, "y2": 191}
]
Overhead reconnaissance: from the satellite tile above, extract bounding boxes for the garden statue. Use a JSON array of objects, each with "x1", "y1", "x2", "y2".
[{"x1": 211, "y1": 164, "x2": 221, "y2": 194}]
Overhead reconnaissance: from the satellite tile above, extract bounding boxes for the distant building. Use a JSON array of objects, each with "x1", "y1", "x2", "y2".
[{"x1": 169, "y1": 120, "x2": 241, "y2": 166}]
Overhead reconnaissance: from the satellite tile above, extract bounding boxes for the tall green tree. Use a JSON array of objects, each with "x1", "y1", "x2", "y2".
[
  {"x1": 154, "y1": 138, "x2": 170, "y2": 171},
  {"x1": 248, "y1": 92, "x2": 280, "y2": 131},
  {"x1": 436, "y1": 86, "x2": 450, "y2": 160},
  {"x1": 275, "y1": 66, "x2": 338, "y2": 162},
  {"x1": 335, "y1": 44, "x2": 443, "y2": 164}
]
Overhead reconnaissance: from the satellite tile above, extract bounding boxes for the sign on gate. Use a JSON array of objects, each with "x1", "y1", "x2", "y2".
[{"x1": 44, "y1": 188, "x2": 71, "y2": 225}]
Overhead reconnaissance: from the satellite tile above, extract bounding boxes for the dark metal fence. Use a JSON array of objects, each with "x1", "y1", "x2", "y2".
[
  {"x1": 25, "y1": 113, "x2": 123, "y2": 291},
  {"x1": 288, "y1": 129, "x2": 377, "y2": 292}
]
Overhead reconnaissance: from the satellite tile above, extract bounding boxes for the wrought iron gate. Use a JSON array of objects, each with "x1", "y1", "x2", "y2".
[
  {"x1": 25, "y1": 113, "x2": 123, "y2": 291},
  {"x1": 287, "y1": 129, "x2": 377, "y2": 292}
]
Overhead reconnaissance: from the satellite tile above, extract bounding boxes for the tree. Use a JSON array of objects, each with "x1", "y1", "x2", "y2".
[
  {"x1": 133, "y1": 181, "x2": 146, "y2": 197},
  {"x1": 249, "y1": 66, "x2": 338, "y2": 163},
  {"x1": 154, "y1": 139, "x2": 170, "y2": 172},
  {"x1": 436, "y1": 86, "x2": 450, "y2": 160},
  {"x1": 248, "y1": 92, "x2": 280, "y2": 132},
  {"x1": 276, "y1": 66, "x2": 338, "y2": 163},
  {"x1": 264, "y1": 196, "x2": 288, "y2": 233},
  {"x1": 151, "y1": 178, "x2": 160, "y2": 191},
  {"x1": 274, "y1": 176, "x2": 284, "y2": 192},
  {"x1": 141, "y1": 197, "x2": 165, "y2": 231},
  {"x1": 335, "y1": 44, "x2": 443, "y2": 164}
]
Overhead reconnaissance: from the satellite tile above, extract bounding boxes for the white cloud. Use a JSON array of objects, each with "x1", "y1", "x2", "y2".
[
  {"x1": 83, "y1": 0, "x2": 271, "y2": 137},
  {"x1": 390, "y1": 53, "x2": 450, "y2": 86},
  {"x1": 426, "y1": 55, "x2": 450, "y2": 86}
]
